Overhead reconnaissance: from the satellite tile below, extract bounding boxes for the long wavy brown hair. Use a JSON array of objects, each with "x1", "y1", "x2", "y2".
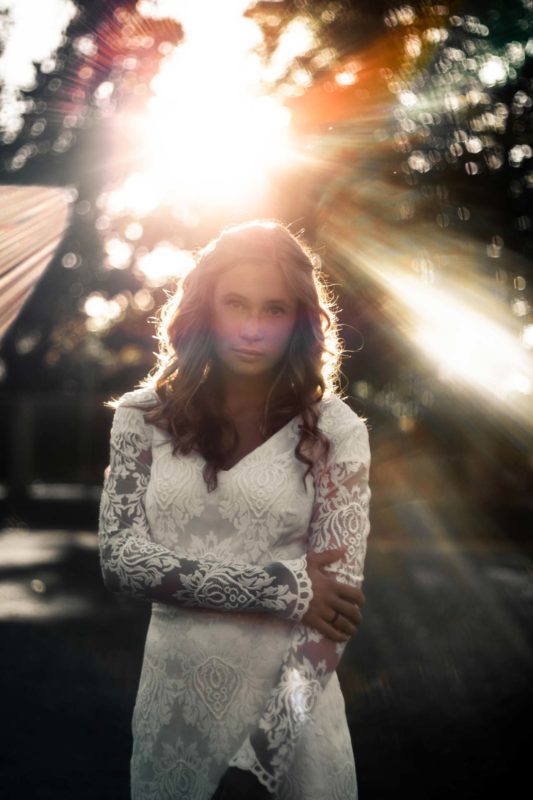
[{"x1": 118, "y1": 219, "x2": 346, "y2": 492}]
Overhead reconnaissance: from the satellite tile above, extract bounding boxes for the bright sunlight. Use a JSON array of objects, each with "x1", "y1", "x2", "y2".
[{"x1": 112, "y1": 0, "x2": 312, "y2": 212}]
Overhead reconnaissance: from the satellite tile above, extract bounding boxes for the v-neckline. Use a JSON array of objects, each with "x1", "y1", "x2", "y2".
[{"x1": 218, "y1": 414, "x2": 300, "y2": 476}]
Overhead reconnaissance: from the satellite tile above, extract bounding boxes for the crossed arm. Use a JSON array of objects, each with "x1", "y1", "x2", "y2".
[
  {"x1": 99, "y1": 399, "x2": 371, "y2": 797},
  {"x1": 97, "y1": 401, "x2": 313, "y2": 623}
]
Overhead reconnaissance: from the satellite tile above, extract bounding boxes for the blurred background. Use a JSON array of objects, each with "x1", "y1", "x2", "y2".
[{"x1": 0, "y1": 1, "x2": 531, "y2": 798}]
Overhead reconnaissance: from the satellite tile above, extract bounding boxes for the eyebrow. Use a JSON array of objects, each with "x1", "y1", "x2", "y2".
[{"x1": 221, "y1": 292, "x2": 291, "y2": 306}]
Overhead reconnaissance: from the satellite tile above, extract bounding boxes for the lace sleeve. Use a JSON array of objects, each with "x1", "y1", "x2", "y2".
[
  {"x1": 97, "y1": 399, "x2": 313, "y2": 623},
  {"x1": 227, "y1": 413, "x2": 371, "y2": 794}
]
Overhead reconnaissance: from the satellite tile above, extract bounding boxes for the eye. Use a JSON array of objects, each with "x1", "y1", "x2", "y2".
[
  {"x1": 225, "y1": 299, "x2": 242, "y2": 309},
  {"x1": 268, "y1": 305, "x2": 286, "y2": 316}
]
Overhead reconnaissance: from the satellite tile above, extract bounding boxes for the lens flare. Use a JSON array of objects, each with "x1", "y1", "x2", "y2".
[{"x1": 107, "y1": 0, "x2": 310, "y2": 214}]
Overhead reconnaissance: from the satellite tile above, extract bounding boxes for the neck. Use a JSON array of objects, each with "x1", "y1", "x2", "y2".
[{"x1": 212, "y1": 363, "x2": 277, "y2": 415}]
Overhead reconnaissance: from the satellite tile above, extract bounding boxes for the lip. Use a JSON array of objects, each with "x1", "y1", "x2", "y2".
[{"x1": 234, "y1": 348, "x2": 264, "y2": 357}]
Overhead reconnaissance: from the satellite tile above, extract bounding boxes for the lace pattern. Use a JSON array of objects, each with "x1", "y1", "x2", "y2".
[
  {"x1": 228, "y1": 416, "x2": 371, "y2": 793},
  {"x1": 98, "y1": 390, "x2": 313, "y2": 623},
  {"x1": 98, "y1": 387, "x2": 370, "y2": 799}
]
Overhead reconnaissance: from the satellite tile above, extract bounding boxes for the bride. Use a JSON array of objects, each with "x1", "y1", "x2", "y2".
[{"x1": 98, "y1": 219, "x2": 371, "y2": 799}]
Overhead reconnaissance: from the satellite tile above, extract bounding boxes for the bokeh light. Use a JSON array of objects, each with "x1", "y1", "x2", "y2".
[{"x1": 0, "y1": 0, "x2": 531, "y2": 442}]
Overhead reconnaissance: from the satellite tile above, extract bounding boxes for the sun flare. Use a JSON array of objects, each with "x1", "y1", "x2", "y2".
[{"x1": 111, "y1": 2, "x2": 311, "y2": 214}]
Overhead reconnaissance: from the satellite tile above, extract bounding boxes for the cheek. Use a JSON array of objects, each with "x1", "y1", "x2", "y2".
[
  {"x1": 211, "y1": 310, "x2": 235, "y2": 340},
  {"x1": 269, "y1": 319, "x2": 296, "y2": 349}
]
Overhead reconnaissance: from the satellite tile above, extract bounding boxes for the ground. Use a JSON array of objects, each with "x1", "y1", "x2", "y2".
[{"x1": 0, "y1": 525, "x2": 530, "y2": 799}]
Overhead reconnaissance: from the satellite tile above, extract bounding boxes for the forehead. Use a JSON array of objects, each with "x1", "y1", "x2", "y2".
[{"x1": 214, "y1": 260, "x2": 295, "y2": 302}]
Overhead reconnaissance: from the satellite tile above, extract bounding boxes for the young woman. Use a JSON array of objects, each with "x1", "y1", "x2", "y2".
[{"x1": 98, "y1": 220, "x2": 372, "y2": 800}]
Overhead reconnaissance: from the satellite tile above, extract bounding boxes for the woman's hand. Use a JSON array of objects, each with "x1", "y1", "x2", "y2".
[
  {"x1": 302, "y1": 547, "x2": 366, "y2": 643},
  {"x1": 210, "y1": 766, "x2": 273, "y2": 800}
]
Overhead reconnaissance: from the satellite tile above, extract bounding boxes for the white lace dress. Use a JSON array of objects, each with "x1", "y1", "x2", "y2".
[{"x1": 98, "y1": 386, "x2": 371, "y2": 800}]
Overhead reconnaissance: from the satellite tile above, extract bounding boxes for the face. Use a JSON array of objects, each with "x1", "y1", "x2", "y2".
[{"x1": 211, "y1": 260, "x2": 298, "y2": 380}]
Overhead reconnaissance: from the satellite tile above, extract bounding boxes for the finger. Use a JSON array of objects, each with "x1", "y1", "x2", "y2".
[
  {"x1": 331, "y1": 583, "x2": 366, "y2": 607},
  {"x1": 333, "y1": 612, "x2": 360, "y2": 637},
  {"x1": 323, "y1": 622, "x2": 350, "y2": 643},
  {"x1": 311, "y1": 547, "x2": 346, "y2": 565},
  {"x1": 319, "y1": 604, "x2": 361, "y2": 635},
  {"x1": 330, "y1": 598, "x2": 363, "y2": 626},
  {"x1": 313, "y1": 618, "x2": 350, "y2": 643}
]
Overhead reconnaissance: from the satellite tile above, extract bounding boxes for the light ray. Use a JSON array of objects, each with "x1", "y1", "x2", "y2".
[
  {"x1": 317, "y1": 186, "x2": 533, "y2": 434},
  {"x1": 0, "y1": 185, "x2": 73, "y2": 341}
]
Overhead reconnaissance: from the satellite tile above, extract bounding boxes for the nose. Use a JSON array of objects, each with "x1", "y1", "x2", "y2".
[{"x1": 239, "y1": 312, "x2": 263, "y2": 342}]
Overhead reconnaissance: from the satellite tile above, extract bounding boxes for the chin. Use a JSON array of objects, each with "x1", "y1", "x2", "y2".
[
  {"x1": 232, "y1": 362, "x2": 272, "y2": 375},
  {"x1": 225, "y1": 354, "x2": 276, "y2": 376}
]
